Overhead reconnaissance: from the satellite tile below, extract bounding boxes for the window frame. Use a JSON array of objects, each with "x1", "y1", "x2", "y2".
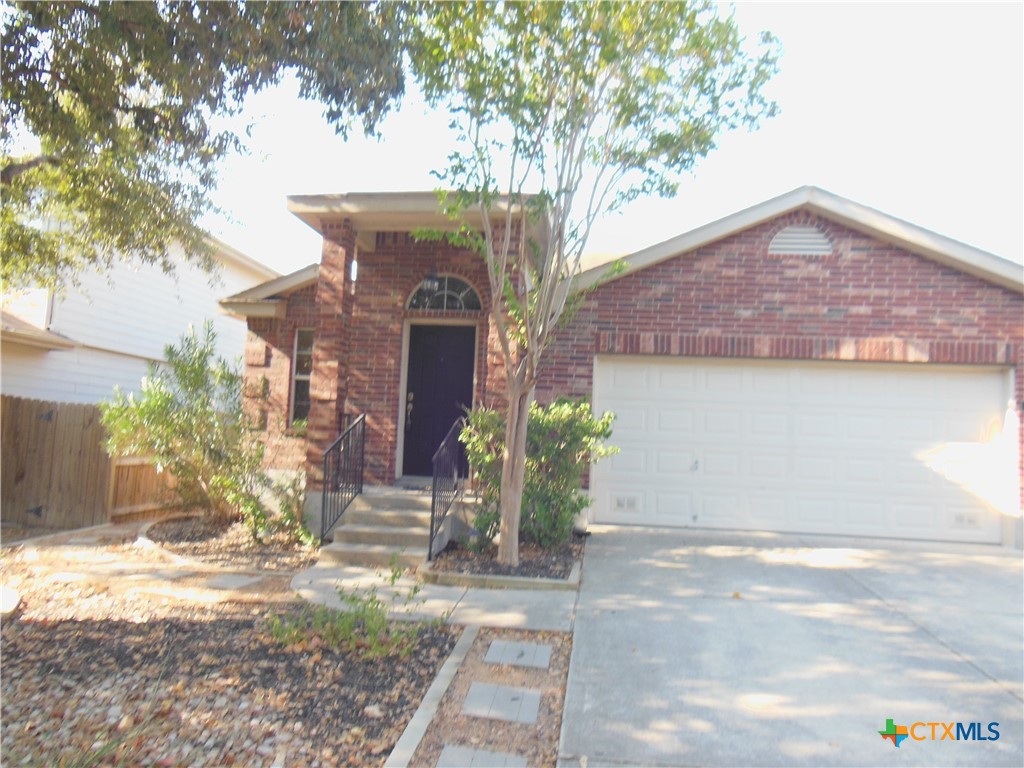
[{"x1": 290, "y1": 328, "x2": 314, "y2": 426}]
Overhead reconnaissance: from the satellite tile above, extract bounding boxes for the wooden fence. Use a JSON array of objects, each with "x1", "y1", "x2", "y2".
[{"x1": 1, "y1": 395, "x2": 174, "y2": 532}]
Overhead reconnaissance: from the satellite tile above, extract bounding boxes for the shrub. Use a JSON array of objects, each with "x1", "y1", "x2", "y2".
[
  {"x1": 461, "y1": 399, "x2": 615, "y2": 549},
  {"x1": 100, "y1": 322, "x2": 269, "y2": 538}
]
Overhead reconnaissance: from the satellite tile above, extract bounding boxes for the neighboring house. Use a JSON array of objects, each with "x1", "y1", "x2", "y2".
[
  {"x1": 223, "y1": 187, "x2": 1023, "y2": 547},
  {"x1": 2, "y1": 237, "x2": 278, "y2": 404}
]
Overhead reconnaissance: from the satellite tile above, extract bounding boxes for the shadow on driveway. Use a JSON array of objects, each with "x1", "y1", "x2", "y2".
[{"x1": 559, "y1": 527, "x2": 1023, "y2": 767}]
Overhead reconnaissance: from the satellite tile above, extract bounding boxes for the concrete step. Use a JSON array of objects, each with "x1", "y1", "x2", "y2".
[
  {"x1": 332, "y1": 523, "x2": 430, "y2": 548},
  {"x1": 351, "y1": 491, "x2": 433, "y2": 513},
  {"x1": 319, "y1": 542, "x2": 427, "y2": 569},
  {"x1": 344, "y1": 508, "x2": 433, "y2": 528}
]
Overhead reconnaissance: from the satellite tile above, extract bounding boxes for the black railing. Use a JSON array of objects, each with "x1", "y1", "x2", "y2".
[
  {"x1": 321, "y1": 414, "x2": 366, "y2": 544},
  {"x1": 428, "y1": 418, "x2": 465, "y2": 561}
]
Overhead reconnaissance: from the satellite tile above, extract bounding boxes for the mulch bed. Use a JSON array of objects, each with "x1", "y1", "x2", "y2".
[
  {"x1": 428, "y1": 531, "x2": 587, "y2": 580},
  {"x1": 1, "y1": 547, "x2": 458, "y2": 768},
  {"x1": 147, "y1": 516, "x2": 319, "y2": 572}
]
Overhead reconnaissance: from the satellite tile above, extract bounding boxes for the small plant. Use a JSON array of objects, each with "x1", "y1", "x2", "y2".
[
  {"x1": 271, "y1": 472, "x2": 317, "y2": 547},
  {"x1": 264, "y1": 558, "x2": 441, "y2": 659},
  {"x1": 461, "y1": 398, "x2": 616, "y2": 549}
]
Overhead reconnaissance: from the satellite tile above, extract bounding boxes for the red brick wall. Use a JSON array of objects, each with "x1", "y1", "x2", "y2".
[
  {"x1": 243, "y1": 283, "x2": 317, "y2": 472},
  {"x1": 344, "y1": 232, "x2": 500, "y2": 483},
  {"x1": 539, "y1": 212, "x2": 1022, "y2": 396}
]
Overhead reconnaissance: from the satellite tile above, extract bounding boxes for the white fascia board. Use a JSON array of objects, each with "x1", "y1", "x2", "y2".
[
  {"x1": 222, "y1": 264, "x2": 319, "y2": 303},
  {"x1": 205, "y1": 234, "x2": 279, "y2": 280},
  {"x1": 802, "y1": 187, "x2": 1023, "y2": 293},
  {"x1": 218, "y1": 299, "x2": 286, "y2": 319},
  {"x1": 575, "y1": 186, "x2": 1023, "y2": 294}
]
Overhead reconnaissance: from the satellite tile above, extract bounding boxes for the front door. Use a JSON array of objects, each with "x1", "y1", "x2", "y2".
[{"x1": 402, "y1": 325, "x2": 476, "y2": 476}]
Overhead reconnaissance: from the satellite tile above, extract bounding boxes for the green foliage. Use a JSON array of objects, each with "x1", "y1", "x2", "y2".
[
  {"x1": 271, "y1": 472, "x2": 317, "y2": 547},
  {"x1": 1, "y1": 0, "x2": 407, "y2": 289},
  {"x1": 265, "y1": 558, "x2": 441, "y2": 659},
  {"x1": 99, "y1": 322, "x2": 269, "y2": 538},
  {"x1": 409, "y1": 1, "x2": 780, "y2": 353},
  {"x1": 462, "y1": 399, "x2": 616, "y2": 548}
]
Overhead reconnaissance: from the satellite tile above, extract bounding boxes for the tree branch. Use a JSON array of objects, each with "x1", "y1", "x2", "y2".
[{"x1": 1, "y1": 154, "x2": 60, "y2": 186}]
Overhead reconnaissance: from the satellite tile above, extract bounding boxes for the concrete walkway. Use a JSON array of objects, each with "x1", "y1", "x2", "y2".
[
  {"x1": 559, "y1": 527, "x2": 1023, "y2": 767},
  {"x1": 292, "y1": 561, "x2": 578, "y2": 632}
]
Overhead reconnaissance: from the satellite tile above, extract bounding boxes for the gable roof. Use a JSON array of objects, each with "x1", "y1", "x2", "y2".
[
  {"x1": 220, "y1": 263, "x2": 319, "y2": 318},
  {"x1": 207, "y1": 235, "x2": 279, "y2": 281},
  {"x1": 576, "y1": 186, "x2": 1023, "y2": 293}
]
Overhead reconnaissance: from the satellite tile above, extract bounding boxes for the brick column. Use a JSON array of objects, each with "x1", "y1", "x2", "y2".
[{"x1": 305, "y1": 219, "x2": 356, "y2": 492}]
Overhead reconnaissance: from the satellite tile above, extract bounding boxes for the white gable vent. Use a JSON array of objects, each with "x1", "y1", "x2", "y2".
[{"x1": 768, "y1": 225, "x2": 833, "y2": 256}]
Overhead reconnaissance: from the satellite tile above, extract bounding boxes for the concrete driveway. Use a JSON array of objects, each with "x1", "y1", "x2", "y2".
[{"x1": 559, "y1": 527, "x2": 1023, "y2": 767}]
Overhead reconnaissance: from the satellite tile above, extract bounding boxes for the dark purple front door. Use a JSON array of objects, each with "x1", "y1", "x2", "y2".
[{"x1": 402, "y1": 325, "x2": 475, "y2": 476}]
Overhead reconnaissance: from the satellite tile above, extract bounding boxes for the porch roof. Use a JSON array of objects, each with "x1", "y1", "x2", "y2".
[
  {"x1": 286, "y1": 191, "x2": 548, "y2": 253},
  {"x1": 220, "y1": 263, "x2": 318, "y2": 319}
]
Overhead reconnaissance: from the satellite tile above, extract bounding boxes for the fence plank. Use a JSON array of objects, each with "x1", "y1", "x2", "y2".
[{"x1": 2, "y1": 395, "x2": 178, "y2": 531}]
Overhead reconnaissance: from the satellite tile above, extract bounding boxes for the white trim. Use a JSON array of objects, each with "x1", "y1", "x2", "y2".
[
  {"x1": 220, "y1": 264, "x2": 319, "y2": 318},
  {"x1": 575, "y1": 186, "x2": 1023, "y2": 293},
  {"x1": 395, "y1": 318, "x2": 479, "y2": 480}
]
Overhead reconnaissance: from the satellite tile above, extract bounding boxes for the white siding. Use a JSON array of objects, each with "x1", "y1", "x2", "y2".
[
  {"x1": 2, "y1": 244, "x2": 275, "y2": 404},
  {"x1": 1, "y1": 344, "x2": 151, "y2": 403}
]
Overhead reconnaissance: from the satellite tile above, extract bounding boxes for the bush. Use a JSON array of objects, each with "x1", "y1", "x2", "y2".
[
  {"x1": 461, "y1": 399, "x2": 615, "y2": 549},
  {"x1": 100, "y1": 322, "x2": 269, "y2": 538}
]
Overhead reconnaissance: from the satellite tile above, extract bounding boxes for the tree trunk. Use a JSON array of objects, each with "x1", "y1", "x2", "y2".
[{"x1": 497, "y1": 383, "x2": 533, "y2": 566}]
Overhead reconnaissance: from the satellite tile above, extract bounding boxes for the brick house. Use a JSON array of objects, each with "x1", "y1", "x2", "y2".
[{"x1": 223, "y1": 187, "x2": 1024, "y2": 547}]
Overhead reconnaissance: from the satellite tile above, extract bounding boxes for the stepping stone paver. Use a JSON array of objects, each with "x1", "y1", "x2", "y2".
[
  {"x1": 461, "y1": 682, "x2": 541, "y2": 725},
  {"x1": 203, "y1": 573, "x2": 261, "y2": 590},
  {"x1": 436, "y1": 744, "x2": 527, "y2": 768},
  {"x1": 484, "y1": 639, "x2": 552, "y2": 669}
]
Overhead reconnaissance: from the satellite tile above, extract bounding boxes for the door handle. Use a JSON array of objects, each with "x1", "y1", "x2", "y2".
[{"x1": 405, "y1": 392, "x2": 414, "y2": 430}]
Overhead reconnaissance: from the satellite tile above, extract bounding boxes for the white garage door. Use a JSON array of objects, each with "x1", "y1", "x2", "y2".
[{"x1": 591, "y1": 357, "x2": 1019, "y2": 544}]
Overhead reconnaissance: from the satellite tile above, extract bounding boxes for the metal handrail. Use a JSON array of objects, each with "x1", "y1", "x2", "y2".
[
  {"x1": 428, "y1": 417, "x2": 465, "y2": 561},
  {"x1": 320, "y1": 414, "x2": 366, "y2": 544}
]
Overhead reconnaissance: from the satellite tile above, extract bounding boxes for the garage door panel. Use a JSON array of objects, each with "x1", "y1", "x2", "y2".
[
  {"x1": 656, "y1": 451, "x2": 695, "y2": 474},
  {"x1": 654, "y1": 493, "x2": 692, "y2": 518},
  {"x1": 656, "y1": 368, "x2": 696, "y2": 394},
  {"x1": 750, "y1": 453, "x2": 787, "y2": 479},
  {"x1": 703, "y1": 410, "x2": 740, "y2": 436},
  {"x1": 656, "y1": 409, "x2": 694, "y2": 433},
  {"x1": 750, "y1": 411, "x2": 788, "y2": 439},
  {"x1": 592, "y1": 356, "x2": 1015, "y2": 544}
]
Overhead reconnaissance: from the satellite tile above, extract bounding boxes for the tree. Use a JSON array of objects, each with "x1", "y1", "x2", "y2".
[
  {"x1": 1, "y1": 0, "x2": 405, "y2": 289},
  {"x1": 411, "y1": 1, "x2": 779, "y2": 564}
]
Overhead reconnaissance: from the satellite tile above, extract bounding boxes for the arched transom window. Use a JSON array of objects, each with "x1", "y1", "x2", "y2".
[{"x1": 407, "y1": 275, "x2": 482, "y2": 311}]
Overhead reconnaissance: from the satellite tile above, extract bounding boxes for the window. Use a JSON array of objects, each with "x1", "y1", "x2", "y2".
[
  {"x1": 407, "y1": 275, "x2": 482, "y2": 311},
  {"x1": 291, "y1": 329, "x2": 313, "y2": 424}
]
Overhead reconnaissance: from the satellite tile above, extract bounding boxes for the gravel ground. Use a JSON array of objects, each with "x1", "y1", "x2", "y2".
[
  {"x1": 428, "y1": 532, "x2": 586, "y2": 580},
  {"x1": 410, "y1": 627, "x2": 572, "y2": 767},
  {"x1": 146, "y1": 516, "x2": 319, "y2": 572},
  {"x1": 0, "y1": 528, "x2": 458, "y2": 767}
]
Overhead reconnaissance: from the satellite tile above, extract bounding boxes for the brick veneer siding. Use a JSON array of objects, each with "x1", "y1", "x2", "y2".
[
  {"x1": 537, "y1": 211, "x2": 1024, "y2": 501},
  {"x1": 243, "y1": 283, "x2": 318, "y2": 472},
  {"x1": 343, "y1": 232, "x2": 501, "y2": 484}
]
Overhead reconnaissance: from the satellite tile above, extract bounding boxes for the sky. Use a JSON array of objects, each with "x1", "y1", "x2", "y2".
[{"x1": 203, "y1": 1, "x2": 1024, "y2": 277}]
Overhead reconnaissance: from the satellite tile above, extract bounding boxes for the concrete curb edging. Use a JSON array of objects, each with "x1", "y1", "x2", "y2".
[
  {"x1": 385, "y1": 624, "x2": 480, "y2": 768},
  {"x1": 418, "y1": 561, "x2": 581, "y2": 592}
]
